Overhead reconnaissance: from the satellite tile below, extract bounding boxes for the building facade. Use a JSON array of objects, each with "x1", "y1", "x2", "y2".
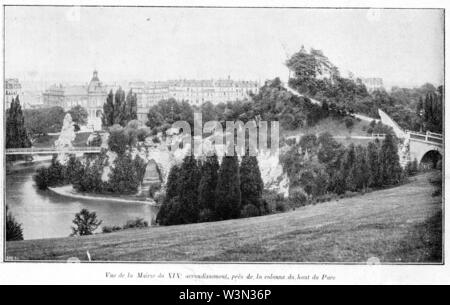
[
  {"x1": 5, "y1": 78, "x2": 22, "y2": 108},
  {"x1": 133, "y1": 78, "x2": 259, "y2": 122},
  {"x1": 43, "y1": 71, "x2": 107, "y2": 130},
  {"x1": 360, "y1": 78, "x2": 384, "y2": 92}
]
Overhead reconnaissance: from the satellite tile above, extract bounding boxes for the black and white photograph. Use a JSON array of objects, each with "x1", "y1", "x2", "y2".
[{"x1": 0, "y1": 1, "x2": 447, "y2": 285}]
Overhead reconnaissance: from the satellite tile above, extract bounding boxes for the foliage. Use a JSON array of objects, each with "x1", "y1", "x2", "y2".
[
  {"x1": 102, "y1": 88, "x2": 137, "y2": 127},
  {"x1": 6, "y1": 205, "x2": 24, "y2": 241},
  {"x1": 68, "y1": 105, "x2": 88, "y2": 125},
  {"x1": 240, "y1": 204, "x2": 261, "y2": 218},
  {"x1": 123, "y1": 218, "x2": 149, "y2": 229},
  {"x1": 198, "y1": 154, "x2": 220, "y2": 215},
  {"x1": 176, "y1": 155, "x2": 202, "y2": 224},
  {"x1": 33, "y1": 156, "x2": 67, "y2": 190},
  {"x1": 215, "y1": 155, "x2": 241, "y2": 220},
  {"x1": 6, "y1": 96, "x2": 31, "y2": 153},
  {"x1": 23, "y1": 106, "x2": 66, "y2": 138},
  {"x1": 71, "y1": 209, "x2": 102, "y2": 236},
  {"x1": 108, "y1": 154, "x2": 142, "y2": 194},
  {"x1": 240, "y1": 155, "x2": 264, "y2": 215},
  {"x1": 405, "y1": 159, "x2": 419, "y2": 177}
]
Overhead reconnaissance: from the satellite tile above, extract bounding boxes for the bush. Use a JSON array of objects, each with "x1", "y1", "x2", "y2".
[
  {"x1": 263, "y1": 191, "x2": 286, "y2": 213},
  {"x1": 34, "y1": 158, "x2": 67, "y2": 190},
  {"x1": 240, "y1": 204, "x2": 261, "y2": 218},
  {"x1": 123, "y1": 218, "x2": 148, "y2": 230},
  {"x1": 102, "y1": 226, "x2": 122, "y2": 234},
  {"x1": 6, "y1": 206, "x2": 24, "y2": 241},
  {"x1": 275, "y1": 201, "x2": 287, "y2": 212},
  {"x1": 289, "y1": 189, "x2": 308, "y2": 207},
  {"x1": 198, "y1": 209, "x2": 215, "y2": 222},
  {"x1": 405, "y1": 159, "x2": 419, "y2": 176},
  {"x1": 148, "y1": 183, "x2": 162, "y2": 198},
  {"x1": 71, "y1": 209, "x2": 103, "y2": 236}
]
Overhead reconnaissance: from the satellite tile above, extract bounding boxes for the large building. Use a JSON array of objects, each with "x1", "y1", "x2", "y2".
[
  {"x1": 43, "y1": 71, "x2": 259, "y2": 125},
  {"x1": 43, "y1": 71, "x2": 107, "y2": 130},
  {"x1": 360, "y1": 78, "x2": 384, "y2": 92},
  {"x1": 5, "y1": 78, "x2": 22, "y2": 108},
  {"x1": 132, "y1": 77, "x2": 259, "y2": 122}
]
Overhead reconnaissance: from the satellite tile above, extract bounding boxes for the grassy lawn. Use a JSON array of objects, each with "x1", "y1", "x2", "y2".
[{"x1": 6, "y1": 171, "x2": 442, "y2": 263}]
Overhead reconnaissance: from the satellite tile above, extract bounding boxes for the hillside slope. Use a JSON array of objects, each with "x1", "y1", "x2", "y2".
[{"x1": 6, "y1": 172, "x2": 442, "y2": 263}]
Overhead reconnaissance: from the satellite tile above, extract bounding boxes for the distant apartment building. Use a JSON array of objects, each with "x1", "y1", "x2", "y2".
[
  {"x1": 360, "y1": 77, "x2": 384, "y2": 92},
  {"x1": 5, "y1": 78, "x2": 22, "y2": 108},
  {"x1": 43, "y1": 71, "x2": 107, "y2": 130},
  {"x1": 132, "y1": 77, "x2": 259, "y2": 122}
]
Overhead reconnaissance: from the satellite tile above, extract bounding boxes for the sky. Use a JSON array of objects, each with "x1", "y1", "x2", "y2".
[{"x1": 5, "y1": 6, "x2": 444, "y2": 89}]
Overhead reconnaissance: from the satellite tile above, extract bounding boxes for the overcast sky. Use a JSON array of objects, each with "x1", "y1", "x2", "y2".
[{"x1": 5, "y1": 6, "x2": 444, "y2": 89}]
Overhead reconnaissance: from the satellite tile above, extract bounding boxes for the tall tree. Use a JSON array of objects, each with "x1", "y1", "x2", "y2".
[
  {"x1": 215, "y1": 154, "x2": 241, "y2": 220},
  {"x1": 6, "y1": 96, "x2": 31, "y2": 150},
  {"x1": 177, "y1": 155, "x2": 202, "y2": 224},
  {"x1": 102, "y1": 90, "x2": 115, "y2": 127},
  {"x1": 125, "y1": 90, "x2": 138, "y2": 122},
  {"x1": 366, "y1": 141, "x2": 381, "y2": 187},
  {"x1": 379, "y1": 134, "x2": 402, "y2": 186},
  {"x1": 240, "y1": 154, "x2": 264, "y2": 215},
  {"x1": 198, "y1": 154, "x2": 220, "y2": 218},
  {"x1": 156, "y1": 165, "x2": 181, "y2": 225}
]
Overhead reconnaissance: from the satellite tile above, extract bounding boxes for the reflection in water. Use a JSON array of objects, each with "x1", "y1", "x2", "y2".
[{"x1": 6, "y1": 168, "x2": 158, "y2": 240}]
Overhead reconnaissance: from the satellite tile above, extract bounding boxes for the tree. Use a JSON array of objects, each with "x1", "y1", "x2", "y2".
[
  {"x1": 240, "y1": 154, "x2": 264, "y2": 215},
  {"x1": 379, "y1": 134, "x2": 402, "y2": 185},
  {"x1": 24, "y1": 106, "x2": 66, "y2": 138},
  {"x1": 6, "y1": 205, "x2": 24, "y2": 241},
  {"x1": 342, "y1": 144, "x2": 357, "y2": 191},
  {"x1": 102, "y1": 90, "x2": 115, "y2": 127},
  {"x1": 108, "y1": 154, "x2": 141, "y2": 194},
  {"x1": 156, "y1": 165, "x2": 181, "y2": 225},
  {"x1": 71, "y1": 209, "x2": 103, "y2": 236},
  {"x1": 124, "y1": 90, "x2": 138, "y2": 122},
  {"x1": 6, "y1": 96, "x2": 31, "y2": 150},
  {"x1": 367, "y1": 141, "x2": 381, "y2": 187},
  {"x1": 108, "y1": 125, "x2": 128, "y2": 155},
  {"x1": 68, "y1": 105, "x2": 88, "y2": 125},
  {"x1": 317, "y1": 132, "x2": 341, "y2": 164},
  {"x1": 176, "y1": 155, "x2": 202, "y2": 224},
  {"x1": 215, "y1": 154, "x2": 241, "y2": 220},
  {"x1": 198, "y1": 154, "x2": 220, "y2": 218}
]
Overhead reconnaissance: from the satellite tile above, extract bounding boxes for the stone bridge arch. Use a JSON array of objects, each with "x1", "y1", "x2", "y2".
[{"x1": 409, "y1": 139, "x2": 443, "y2": 168}]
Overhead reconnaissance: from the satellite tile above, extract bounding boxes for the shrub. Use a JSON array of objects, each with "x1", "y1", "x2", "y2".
[
  {"x1": 289, "y1": 189, "x2": 308, "y2": 207},
  {"x1": 198, "y1": 208, "x2": 215, "y2": 222},
  {"x1": 405, "y1": 159, "x2": 419, "y2": 176},
  {"x1": 123, "y1": 218, "x2": 148, "y2": 230},
  {"x1": 71, "y1": 209, "x2": 103, "y2": 236},
  {"x1": 6, "y1": 206, "x2": 24, "y2": 241},
  {"x1": 148, "y1": 183, "x2": 162, "y2": 198},
  {"x1": 240, "y1": 204, "x2": 261, "y2": 218},
  {"x1": 275, "y1": 200, "x2": 287, "y2": 212},
  {"x1": 262, "y1": 191, "x2": 286, "y2": 213},
  {"x1": 102, "y1": 226, "x2": 122, "y2": 234}
]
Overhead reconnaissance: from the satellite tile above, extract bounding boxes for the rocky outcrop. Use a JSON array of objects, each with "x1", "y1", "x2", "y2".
[{"x1": 54, "y1": 113, "x2": 76, "y2": 165}]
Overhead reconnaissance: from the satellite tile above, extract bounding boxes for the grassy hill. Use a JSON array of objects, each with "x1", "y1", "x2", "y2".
[{"x1": 6, "y1": 171, "x2": 442, "y2": 263}]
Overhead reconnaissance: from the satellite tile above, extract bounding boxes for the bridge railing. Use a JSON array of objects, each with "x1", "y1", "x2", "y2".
[
  {"x1": 408, "y1": 131, "x2": 443, "y2": 144},
  {"x1": 5, "y1": 146, "x2": 102, "y2": 154}
]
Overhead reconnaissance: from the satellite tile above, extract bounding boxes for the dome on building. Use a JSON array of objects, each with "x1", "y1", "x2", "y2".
[{"x1": 88, "y1": 70, "x2": 105, "y2": 93}]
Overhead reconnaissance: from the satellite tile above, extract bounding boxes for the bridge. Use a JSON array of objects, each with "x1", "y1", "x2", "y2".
[
  {"x1": 282, "y1": 83, "x2": 443, "y2": 167},
  {"x1": 378, "y1": 109, "x2": 443, "y2": 167},
  {"x1": 5, "y1": 146, "x2": 102, "y2": 155}
]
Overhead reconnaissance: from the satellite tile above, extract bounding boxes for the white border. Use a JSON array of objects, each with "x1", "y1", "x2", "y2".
[{"x1": 0, "y1": 0, "x2": 448, "y2": 285}]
